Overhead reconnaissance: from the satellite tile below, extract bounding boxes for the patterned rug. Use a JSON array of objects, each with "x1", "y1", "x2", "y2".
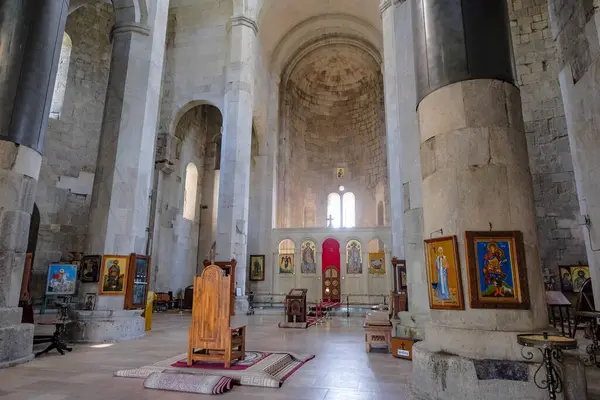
[
  {"x1": 114, "y1": 350, "x2": 314, "y2": 388},
  {"x1": 143, "y1": 371, "x2": 233, "y2": 394}
]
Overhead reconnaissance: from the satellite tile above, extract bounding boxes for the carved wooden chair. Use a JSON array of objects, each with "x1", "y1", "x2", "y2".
[{"x1": 187, "y1": 265, "x2": 246, "y2": 368}]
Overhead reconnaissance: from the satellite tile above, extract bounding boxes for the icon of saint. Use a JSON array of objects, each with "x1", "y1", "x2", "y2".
[{"x1": 435, "y1": 247, "x2": 450, "y2": 300}]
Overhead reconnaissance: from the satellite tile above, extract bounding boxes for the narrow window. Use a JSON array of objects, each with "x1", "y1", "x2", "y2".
[{"x1": 183, "y1": 163, "x2": 198, "y2": 220}]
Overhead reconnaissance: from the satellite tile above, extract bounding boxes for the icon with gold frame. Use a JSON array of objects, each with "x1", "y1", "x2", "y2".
[
  {"x1": 424, "y1": 235, "x2": 464, "y2": 310},
  {"x1": 98, "y1": 255, "x2": 130, "y2": 295}
]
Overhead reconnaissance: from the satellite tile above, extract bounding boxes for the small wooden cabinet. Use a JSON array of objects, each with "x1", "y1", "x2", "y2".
[{"x1": 124, "y1": 254, "x2": 151, "y2": 310}]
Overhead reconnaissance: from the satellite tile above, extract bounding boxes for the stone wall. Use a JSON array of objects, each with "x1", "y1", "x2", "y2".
[
  {"x1": 278, "y1": 43, "x2": 388, "y2": 229},
  {"x1": 31, "y1": 3, "x2": 113, "y2": 300},
  {"x1": 158, "y1": 0, "x2": 232, "y2": 134},
  {"x1": 509, "y1": 0, "x2": 587, "y2": 282},
  {"x1": 548, "y1": 0, "x2": 600, "y2": 303}
]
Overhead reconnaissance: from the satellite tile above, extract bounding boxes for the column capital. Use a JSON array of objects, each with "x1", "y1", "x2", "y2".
[
  {"x1": 227, "y1": 15, "x2": 258, "y2": 35},
  {"x1": 111, "y1": 22, "x2": 150, "y2": 40},
  {"x1": 379, "y1": 0, "x2": 405, "y2": 14}
]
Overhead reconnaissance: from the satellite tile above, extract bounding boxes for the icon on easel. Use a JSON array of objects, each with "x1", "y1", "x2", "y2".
[{"x1": 336, "y1": 168, "x2": 344, "y2": 179}]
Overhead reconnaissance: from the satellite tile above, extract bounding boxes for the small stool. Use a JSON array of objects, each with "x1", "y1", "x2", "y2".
[{"x1": 364, "y1": 323, "x2": 392, "y2": 353}]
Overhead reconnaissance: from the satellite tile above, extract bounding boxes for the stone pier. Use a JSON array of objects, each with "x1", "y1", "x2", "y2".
[
  {"x1": 410, "y1": 0, "x2": 585, "y2": 398},
  {"x1": 215, "y1": 10, "x2": 258, "y2": 312},
  {"x1": 380, "y1": 0, "x2": 430, "y2": 338},
  {"x1": 0, "y1": 0, "x2": 69, "y2": 367},
  {"x1": 73, "y1": 0, "x2": 170, "y2": 343}
]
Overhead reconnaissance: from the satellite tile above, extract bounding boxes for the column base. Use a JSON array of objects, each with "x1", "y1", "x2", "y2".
[
  {"x1": 411, "y1": 341, "x2": 587, "y2": 400},
  {"x1": 394, "y1": 311, "x2": 428, "y2": 340},
  {"x1": 68, "y1": 310, "x2": 145, "y2": 343},
  {"x1": 235, "y1": 296, "x2": 248, "y2": 314},
  {"x1": 0, "y1": 313, "x2": 34, "y2": 369}
]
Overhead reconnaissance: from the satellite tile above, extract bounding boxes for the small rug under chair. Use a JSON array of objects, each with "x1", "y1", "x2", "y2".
[
  {"x1": 114, "y1": 350, "x2": 315, "y2": 388},
  {"x1": 143, "y1": 371, "x2": 234, "y2": 395}
]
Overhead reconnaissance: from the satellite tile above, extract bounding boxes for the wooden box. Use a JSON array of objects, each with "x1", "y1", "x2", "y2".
[{"x1": 391, "y1": 337, "x2": 417, "y2": 360}]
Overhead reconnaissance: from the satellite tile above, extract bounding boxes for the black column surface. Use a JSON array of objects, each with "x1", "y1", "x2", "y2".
[
  {"x1": 413, "y1": 0, "x2": 516, "y2": 104},
  {"x1": 0, "y1": 0, "x2": 69, "y2": 153}
]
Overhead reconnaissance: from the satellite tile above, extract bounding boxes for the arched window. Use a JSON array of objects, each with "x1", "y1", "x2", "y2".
[
  {"x1": 327, "y1": 193, "x2": 341, "y2": 228},
  {"x1": 342, "y1": 192, "x2": 356, "y2": 228},
  {"x1": 377, "y1": 201, "x2": 384, "y2": 226},
  {"x1": 50, "y1": 32, "x2": 72, "y2": 119},
  {"x1": 183, "y1": 163, "x2": 198, "y2": 221}
]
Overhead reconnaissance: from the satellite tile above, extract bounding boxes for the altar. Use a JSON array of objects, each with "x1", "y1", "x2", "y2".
[{"x1": 249, "y1": 227, "x2": 392, "y2": 305}]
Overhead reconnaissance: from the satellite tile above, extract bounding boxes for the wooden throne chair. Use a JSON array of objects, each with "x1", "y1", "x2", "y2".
[{"x1": 187, "y1": 263, "x2": 246, "y2": 368}]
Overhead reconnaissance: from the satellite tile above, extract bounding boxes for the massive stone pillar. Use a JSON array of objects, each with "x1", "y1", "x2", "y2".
[
  {"x1": 410, "y1": 0, "x2": 585, "y2": 398},
  {"x1": 73, "y1": 1, "x2": 169, "y2": 343},
  {"x1": 550, "y1": 0, "x2": 600, "y2": 308},
  {"x1": 0, "y1": 0, "x2": 69, "y2": 367},
  {"x1": 215, "y1": 14, "x2": 257, "y2": 312},
  {"x1": 380, "y1": 0, "x2": 429, "y2": 336}
]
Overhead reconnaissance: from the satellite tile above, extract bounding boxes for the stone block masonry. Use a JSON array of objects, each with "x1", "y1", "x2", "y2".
[
  {"x1": 509, "y1": 0, "x2": 586, "y2": 283},
  {"x1": 31, "y1": 3, "x2": 114, "y2": 302}
]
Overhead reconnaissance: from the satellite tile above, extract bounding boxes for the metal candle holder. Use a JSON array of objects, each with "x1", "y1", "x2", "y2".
[{"x1": 517, "y1": 331, "x2": 578, "y2": 400}]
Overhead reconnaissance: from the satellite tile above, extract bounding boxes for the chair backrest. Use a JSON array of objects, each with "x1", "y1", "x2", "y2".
[{"x1": 190, "y1": 265, "x2": 232, "y2": 348}]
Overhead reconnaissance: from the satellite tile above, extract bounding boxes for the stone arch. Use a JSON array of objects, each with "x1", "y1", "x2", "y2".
[
  {"x1": 69, "y1": 0, "x2": 147, "y2": 25},
  {"x1": 170, "y1": 100, "x2": 223, "y2": 137}
]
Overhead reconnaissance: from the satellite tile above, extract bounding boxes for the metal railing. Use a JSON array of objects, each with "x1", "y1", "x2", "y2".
[
  {"x1": 344, "y1": 293, "x2": 388, "y2": 317},
  {"x1": 246, "y1": 291, "x2": 388, "y2": 317}
]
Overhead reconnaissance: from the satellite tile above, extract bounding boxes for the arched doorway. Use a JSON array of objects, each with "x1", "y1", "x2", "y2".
[{"x1": 322, "y1": 238, "x2": 340, "y2": 301}]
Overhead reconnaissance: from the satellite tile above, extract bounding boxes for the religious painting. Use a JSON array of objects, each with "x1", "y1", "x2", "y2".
[
  {"x1": 45, "y1": 264, "x2": 78, "y2": 295},
  {"x1": 559, "y1": 266, "x2": 573, "y2": 292},
  {"x1": 249, "y1": 255, "x2": 265, "y2": 281},
  {"x1": 465, "y1": 231, "x2": 530, "y2": 310},
  {"x1": 346, "y1": 239, "x2": 363, "y2": 274},
  {"x1": 81, "y1": 255, "x2": 100, "y2": 283},
  {"x1": 369, "y1": 252, "x2": 386, "y2": 275},
  {"x1": 99, "y1": 255, "x2": 130, "y2": 295},
  {"x1": 84, "y1": 293, "x2": 97, "y2": 310},
  {"x1": 571, "y1": 265, "x2": 590, "y2": 293},
  {"x1": 336, "y1": 168, "x2": 344, "y2": 179},
  {"x1": 300, "y1": 240, "x2": 316, "y2": 274},
  {"x1": 424, "y1": 236, "x2": 464, "y2": 310},
  {"x1": 279, "y1": 254, "x2": 294, "y2": 274}
]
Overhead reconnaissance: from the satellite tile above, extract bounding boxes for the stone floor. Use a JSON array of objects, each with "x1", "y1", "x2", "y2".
[{"x1": 0, "y1": 313, "x2": 412, "y2": 399}]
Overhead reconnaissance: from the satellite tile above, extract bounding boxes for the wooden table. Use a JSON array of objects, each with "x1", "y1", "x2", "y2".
[
  {"x1": 34, "y1": 303, "x2": 73, "y2": 357},
  {"x1": 364, "y1": 323, "x2": 392, "y2": 353},
  {"x1": 545, "y1": 291, "x2": 572, "y2": 337}
]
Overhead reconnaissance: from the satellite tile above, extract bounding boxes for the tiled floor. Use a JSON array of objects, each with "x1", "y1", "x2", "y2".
[{"x1": 0, "y1": 313, "x2": 412, "y2": 399}]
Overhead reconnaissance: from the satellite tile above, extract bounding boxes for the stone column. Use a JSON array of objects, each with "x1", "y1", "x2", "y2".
[
  {"x1": 410, "y1": 0, "x2": 584, "y2": 398},
  {"x1": 73, "y1": 2, "x2": 170, "y2": 343},
  {"x1": 380, "y1": 0, "x2": 429, "y2": 337},
  {"x1": 215, "y1": 15, "x2": 257, "y2": 312},
  {"x1": 0, "y1": 0, "x2": 69, "y2": 367},
  {"x1": 550, "y1": 0, "x2": 600, "y2": 308}
]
